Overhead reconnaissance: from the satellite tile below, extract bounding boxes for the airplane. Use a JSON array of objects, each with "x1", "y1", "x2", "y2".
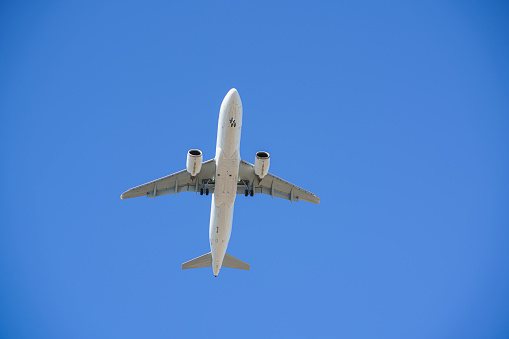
[{"x1": 120, "y1": 88, "x2": 320, "y2": 276}]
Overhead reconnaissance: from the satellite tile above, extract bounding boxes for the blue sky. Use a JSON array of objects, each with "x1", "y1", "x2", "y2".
[{"x1": 1, "y1": 1, "x2": 508, "y2": 338}]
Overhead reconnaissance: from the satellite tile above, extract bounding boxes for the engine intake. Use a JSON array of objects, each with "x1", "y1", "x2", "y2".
[
  {"x1": 254, "y1": 151, "x2": 270, "y2": 179},
  {"x1": 186, "y1": 149, "x2": 203, "y2": 177}
]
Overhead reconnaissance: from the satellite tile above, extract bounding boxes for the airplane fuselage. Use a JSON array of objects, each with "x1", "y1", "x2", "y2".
[{"x1": 210, "y1": 89, "x2": 242, "y2": 276}]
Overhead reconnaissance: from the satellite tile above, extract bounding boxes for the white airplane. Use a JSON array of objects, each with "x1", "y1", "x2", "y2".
[{"x1": 120, "y1": 89, "x2": 320, "y2": 276}]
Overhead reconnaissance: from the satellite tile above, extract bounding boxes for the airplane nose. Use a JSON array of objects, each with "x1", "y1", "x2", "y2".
[{"x1": 227, "y1": 88, "x2": 240, "y2": 104}]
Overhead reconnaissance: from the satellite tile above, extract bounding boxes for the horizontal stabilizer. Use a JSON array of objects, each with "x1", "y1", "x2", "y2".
[
  {"x1": 182, "y1": 252, "x2": 212, "y2": 269},
  {"x1": 222, "y1": 253, "x2": 250, "y2": 270}
]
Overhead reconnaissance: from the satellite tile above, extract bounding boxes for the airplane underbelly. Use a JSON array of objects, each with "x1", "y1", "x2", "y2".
[
  {"x1": 214, "y1": 157, "x2": 239, "y2": 206},
  {"x1": 209, "y1": 195, "x2": 234, "y2": 268},
  {"x1": 209, "y1": 152, "x2": 238, "y2": 270}
]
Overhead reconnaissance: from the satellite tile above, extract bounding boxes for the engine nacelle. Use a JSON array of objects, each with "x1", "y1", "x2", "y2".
[
  {"x1": 254, "y1": 151, "x2": 270, "y2": 179},
  {"x1": 186, "y1": 149, "x2": 203, "y2": 177}
]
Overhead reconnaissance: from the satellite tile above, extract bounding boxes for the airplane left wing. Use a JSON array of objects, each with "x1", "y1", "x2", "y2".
[
  {"x1": 238, "y1": 160, "x2": 320, "y2": 204},
  {"x1": 120, "y1": 159, "x2": 216, "y2": 199}
]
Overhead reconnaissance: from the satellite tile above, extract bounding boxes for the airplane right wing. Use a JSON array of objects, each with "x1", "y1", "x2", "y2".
[
  {"x1": 238, "y1": 160, "x2": 320, "y2": 204},
  {"x1": 120, "y1": 159, "x2": 216, "y2": 199}
]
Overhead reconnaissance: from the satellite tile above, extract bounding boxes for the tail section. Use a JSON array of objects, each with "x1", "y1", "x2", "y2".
[
  {"x1": 182, "y1": 252, "x2": 212, "y2": 269},
  {"x1": 181, "y1": 252, "x2": 250, "y2": 271},
  {"x1": 222, "y1": 253, "x2": 250, "y2": 270}
]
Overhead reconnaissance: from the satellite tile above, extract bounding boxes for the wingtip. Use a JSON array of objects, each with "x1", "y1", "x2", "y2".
[{"x1": 120, "y1": 194, "x2": 124, "y2": 200}]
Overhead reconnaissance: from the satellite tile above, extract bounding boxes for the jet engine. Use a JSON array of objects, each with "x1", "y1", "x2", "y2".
[
  {"x1": 186, "y1": 149, "x2": 203, "y2": 177},
  {"x1": 254, "y1": 151, "x2": 270, "y2": 179}
]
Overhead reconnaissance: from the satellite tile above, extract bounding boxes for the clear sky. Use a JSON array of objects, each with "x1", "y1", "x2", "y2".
[{"x1": 1, "y1": 1, "x2": 508, "y2": 338}]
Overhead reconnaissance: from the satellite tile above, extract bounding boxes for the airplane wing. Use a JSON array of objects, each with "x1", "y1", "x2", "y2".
[
  {"x1": 120, "y1": 159, "x2": 216, "y2": 199},
  {"x1": 237, "y1": 160, "x2": 320, "y2": 204}
]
